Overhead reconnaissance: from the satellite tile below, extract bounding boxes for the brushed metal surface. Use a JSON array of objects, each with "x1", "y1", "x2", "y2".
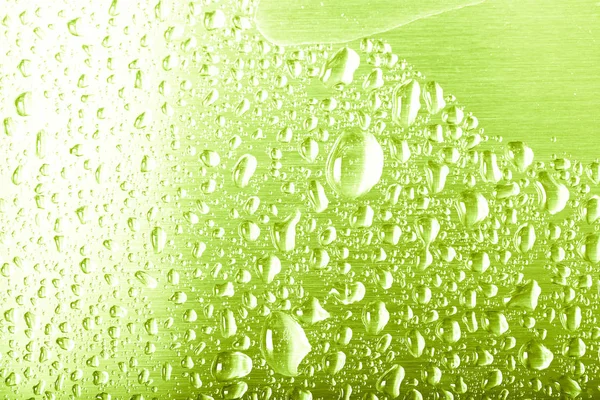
[{"x1": 257, "y1": 0, "x2": 600, "y2": 160}]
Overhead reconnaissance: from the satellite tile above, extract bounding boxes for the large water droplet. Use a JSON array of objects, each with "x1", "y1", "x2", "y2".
[
  {"x1": 376, "y1": 364, "x2": 405, "y2": 398},
  {"x1": 362, "y1": 301, "x2": 389, "y2": 335},
  {"x1": 457, "y1": 191, "x2": 489, "y2": 227},
  {"x1": 261, "y1": 312, "x2": 311, "y2": 377},
  {"x1": 506, "y1": 141, "x2": 534, "y2": 172},
  {"x1": 536, "y1": 171, "x2": 569, "y2": 215},
  {"x1": 232, "y1": 154, "x2": 257, "y2": 188},
  {"x1": 518, "y1": 340, "x2": 553, "y2": 370},
  {"x1": 320, "y1": 47, "x2": 360, "y2": 87},
  {"x1": 506, "y1": 280, "x2": 541, "y2": 311},
  {"x1": 150, "y1": 226, "x2": 167, "y2": 253},
  {"x1": 422, "y1": 81, "x2": 445, "y2": 115},
  {"x1": 15, "y1": 92, "x2": 32, "y2": 116},
  {"x1": 211, "y1": 351, "x2": 253, "y2": 381},
  {"x1": 326, "y1": 130, "x2": 384, "y2": 199},
  {"x1": 391, "y1": 79, "x2": 421, "y2": 128},
  {"x1": 271, "y1": 210, "x2": 301, "y2": 252}
]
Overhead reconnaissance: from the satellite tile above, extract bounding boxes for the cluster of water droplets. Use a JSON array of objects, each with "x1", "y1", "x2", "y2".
[{"x1": 1, "y1": 0, "x2": 600, "y2": 399}]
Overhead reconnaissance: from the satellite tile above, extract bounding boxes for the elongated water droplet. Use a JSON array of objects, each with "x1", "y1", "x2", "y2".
[
  {"x1": 255, "y1": 254, "x2": 281, "y2": 284},
  {"x1": 415, "y1": 216, "x2": 440, "y2": 246},
  {"x1": 536, "y1": 171, "x2": 569, "y2": 214},
  {"x1": 480, "y1": 151, "x2": 502, "y2": 183},
  {"x1": 507, "y1": 141, "x2": 534, "y2": 172},
  {"x1": 585, "y1": 195, "x2": 600, "y2": 224},
  {"x1": 580, "y1": 233, "x2": 600, "y2": 263},
  {"x1": 363, "y1": 68, "x2": 383, "y2": 91},
  {"x1": 406, "y1": 328, "x2": 426, "y2": 358},
  {"x1": 376, "y1": 364, "x2": 405, "y2": 398},
  {"x1": 425, "y1": 161, "x2": 449, "y2": 194},
  {"x1": 67, "y1": 18, "x2": 81, "y2": 36},
  {"x1": 320, "y1": 47, "x2": 360, "y2": 87},
  {"x1": 422, "y1": 81, "x2": 445, "y2": 114},
  {"x1": 151, "y1": 226, "x2": 167, "y2": 253},
  {"x1": 36, "y1": 130, "x2": 46, "y2": 158},
  {"x1": 3, "y1": 117, "x2": 15, "y2": 136},
  {"x1": 15, "y1": 92, "x2": 32, "y2": 116},
  {"x1": 389, "y1": 137, "x2": 411, "y2": 163},
  {"x1": 307, "y1": 180, "x2": 329, "y2": 213},
  {"x1": 232, "y1": 154, "x2": 257, "y2": 188},
  {"x1": 514, "y1": 223, "x2": 536, "y2": 254},
  {"x1": 261, "y1": 312, "x2": 311, "y2": 377},
  {"x1": 299, "y1": 138, "x2": 319, "y2": 163},
  {"x1": 457, "y1": 191, "x2": 489, "y2": 226},
  {"x1": 271, "y1": 210, "x2": 301, "y2": 252},
  {"x1": 392, "y1": 79, "x2": 421, "y2": 127}
]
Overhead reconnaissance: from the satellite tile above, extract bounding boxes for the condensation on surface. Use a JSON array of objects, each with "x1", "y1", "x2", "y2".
[{"x1": 0, "y1": 0, "x2": 599, "y2": 399}]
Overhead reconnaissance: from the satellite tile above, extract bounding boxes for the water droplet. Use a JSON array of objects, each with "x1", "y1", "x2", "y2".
[
  {"x1": 67, "y1": 18, "x2": 81, "y2": 36},
  {"x1": 322, "y1": 351, "x2": 346, "y2": 375},
  {"x1": 261, "y1": 312, "x2": 311, "y2": 377},
  {"x1": 255, "y1": 254, "x2": 281, "y2": 284},
  {"x1": 506, "y1": 141, "x2": 534, "y2": 172},
  {"x1": 363, "y1": 68, "x2": 384, "y2": 91},
  {"x1": 480, "y1": 151, "x2": 502, "y2": 183},
  {"x1": 326, "y1": 130, "x2": 384, "y2": 199},
  {"x1": 392, "y1": 79, "x2": 421, "y2": 127},
  {"x1": 299, "y1": 138, "x2": 319, "y2": 163},
  {"x1": 505, "y1": 280, "x2": 540, "y2": 311},
  {"x1": 362, "y1": 301, "x2": 389, "y2": 335},
  {"x1": 581, "y1": 232, "x2": 600, "y2": 263},
  {"x1": 330, "y1": 282, "x2": 366, "y2": 305},
  {"x1": 271, "y1": 210, "x2": 301, "y2": 252},
  {"x1": 406, "y1": 328, "x2": 426, "y2": 358},
  {"x1": 481, "y1": 369, "x2": 503, "y2": 391},
  {"x1": 307, "y1": 180, "x2": 329, "y2": 213},
  {"x1": 211, "y1": 351, "x2": 253, "y2": 381},
  {"x1": 536, "y1": 171, "x2": 570, "y2": 214},
  {"x1": 425, "y1": 161, "x2": 449, "y2": 194},
  {"x1": 204, "y1": 10, "x2": 226, "y2": 30},
  {"x1": 415, "y1": 216, "x2": 440, "y2": 246},
  {"x1": 201, "y1": 150, "x2": 221, "y2": 167},
  {"x1": 376, "y1": 364, "x2": 405, "y2": 398},
  {"x1": 389, "y1": 137, "x2": 411, "y2": 163},
  {"x1": 457, "y1": 191, "x2": 489, "y2": 226},
  {"x1": 422, "y1": 81, "x2": 445, "y2": 114},
  {"x1": 294, "y1": 297, "x2": 330, "y2": 325},
  {"x1": 15, "y1": 92, "x2": 32, "y2": 116},
  {"x1": 135, "y1": 271, "x2": 158, "y2": 289},
  {"x1": 482, "y1": 311, "x2": 509, "y2": 336},
  {"x1": 239, "y1": 220, "x2": 261, "y2": 242},
  {"x1": 320, "y1": 47, "x2": 360, "y2": 87},
  {"x1": 514, "y1": 223, "x2": 536, "y2": 254},
  {"x1": 436, "y1": 318, "x2": 461, "y2": 344},
  {"x1": 232, "y1": 154, "x2": 258, "y2": 188},
  {"x1": 151, "y1": 226, "x2": 167, "y2": 253}
]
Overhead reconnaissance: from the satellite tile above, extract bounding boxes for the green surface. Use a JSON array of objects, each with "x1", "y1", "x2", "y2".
[
  {"x1": 257, "y1": 0, "x2": 600, "y2": 159},
  {"x1": 0, "y1": 0, "x2": 599, "y2": 399}
]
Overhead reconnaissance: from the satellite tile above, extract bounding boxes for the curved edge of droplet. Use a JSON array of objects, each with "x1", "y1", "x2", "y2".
[{"x1": 254, "y1": 0, "x2": 488, "y2": 46}]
